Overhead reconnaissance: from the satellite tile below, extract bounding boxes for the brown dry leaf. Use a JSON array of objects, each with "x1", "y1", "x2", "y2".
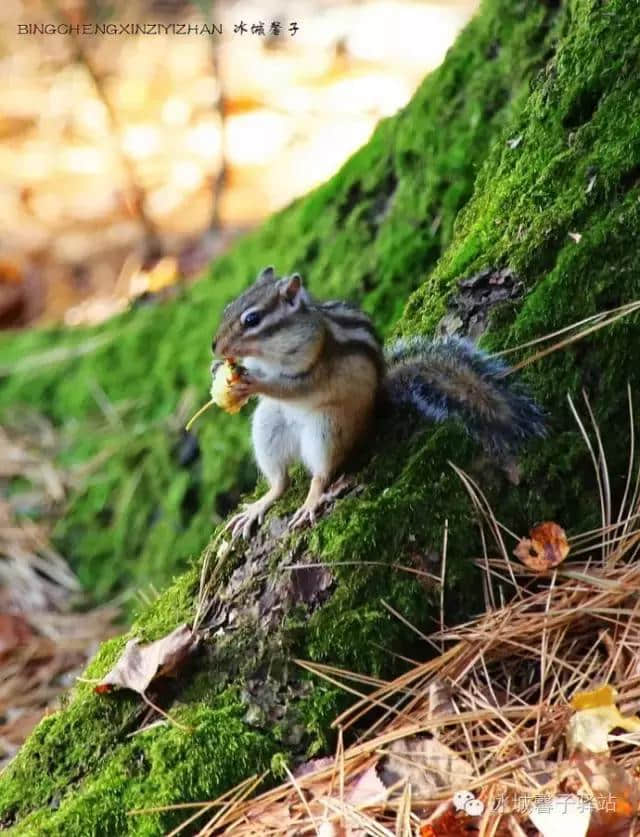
[
  {"x1": 514, "y1": 521, "x2": 570, "y2": 571},
  {"x1": 379, "y1": 735, "x2": 473, "y2": 797},
  {"x1": 567, "y1": 685, "x2": 640, "y2": 754},
  {"x1": 95, "y1": 624, "x2": 199, "y2": 696}
]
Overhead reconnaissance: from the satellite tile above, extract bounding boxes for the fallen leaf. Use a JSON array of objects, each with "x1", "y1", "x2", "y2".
[
  {"x1": 95, "y1": 624, "x2": 199, "y2": 696},
  {"x1": 514, "y1": 522, "x2": 570, "y2": 571},
  {"x1": 379, "y1": 735, "x2": 473, "y2": 797},
  {"x1": 529, "y1": 794, "x2": 590, "y2": 837},
  {"x1": 567, "y1": 685, "x2": 640, "y2": 754}
]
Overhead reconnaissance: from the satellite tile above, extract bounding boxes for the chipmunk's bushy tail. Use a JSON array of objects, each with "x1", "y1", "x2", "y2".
[{"x1": 383, "y1": 336, "x2": 546, "y2": 455}]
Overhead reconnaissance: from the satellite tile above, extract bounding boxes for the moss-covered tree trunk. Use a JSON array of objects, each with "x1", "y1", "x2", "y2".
[{"x1": 2, "y1": 0, "x2": 640, "y2": 832}]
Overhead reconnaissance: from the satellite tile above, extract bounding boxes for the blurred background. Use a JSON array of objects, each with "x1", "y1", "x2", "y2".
[{"x1": 0, "y1": 0, "x2": 477, "y2": 330}]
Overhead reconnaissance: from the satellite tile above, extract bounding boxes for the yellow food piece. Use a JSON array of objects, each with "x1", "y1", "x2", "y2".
[
  {"x1": 210, "y1": 361, "x2": 248, "y2": 415},
  {"x1": 185, "y1": 361, "x2": 249, "y2": 431}
]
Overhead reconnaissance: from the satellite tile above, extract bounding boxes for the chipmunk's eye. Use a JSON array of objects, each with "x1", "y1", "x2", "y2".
[{"x1": 241, "y1": 309, "x2": 261, "y2": 328}]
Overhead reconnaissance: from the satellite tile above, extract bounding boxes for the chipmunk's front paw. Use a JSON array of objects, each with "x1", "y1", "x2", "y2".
[
  {"x1": 227, "y1": 374, "x2": 259, "y2": 402},
  {"x1": 225, "y1": 501, "x2": 266, "y2": 539}
]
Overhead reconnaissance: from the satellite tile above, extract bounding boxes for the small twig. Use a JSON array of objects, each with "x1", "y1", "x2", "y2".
[{"x1": 140, "y1": 692, "x2": 192, "y2": 733}]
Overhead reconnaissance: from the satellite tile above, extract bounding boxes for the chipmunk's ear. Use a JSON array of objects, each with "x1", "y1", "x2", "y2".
[
  {"x1": 279, "y1": 273, "x2": 304, "y2": 306},
  {"x1": 258, "y1": 265, "x2": 276, "y2": 283}
]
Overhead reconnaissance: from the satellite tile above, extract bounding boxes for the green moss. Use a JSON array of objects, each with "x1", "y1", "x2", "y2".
[
  {"x1": 4, "y1": 0, "x2": 640, "y2": 832},
  {"x1": 5, "y1": 693, "x2": 277, "y2": 836},
  {"x1": 404, "y1": 0, "x2": 640, "y2": 340}
]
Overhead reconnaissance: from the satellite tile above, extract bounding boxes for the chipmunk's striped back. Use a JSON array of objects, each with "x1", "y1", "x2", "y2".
[{"x1": 316, "y1": 300, "x2": 384, "y2": 376}]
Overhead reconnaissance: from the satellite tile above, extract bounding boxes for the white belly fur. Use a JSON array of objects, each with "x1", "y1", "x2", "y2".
[{"x1": 248, "y1": 353, "x2": 378, "y2": 479}]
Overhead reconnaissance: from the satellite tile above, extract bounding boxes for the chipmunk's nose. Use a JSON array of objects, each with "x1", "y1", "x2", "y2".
[{"x1": 213, "y1": 331, "x2": 231, "y2": 357}]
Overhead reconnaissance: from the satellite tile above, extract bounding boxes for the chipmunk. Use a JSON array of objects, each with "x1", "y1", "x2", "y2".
[{"x1": 212, "y1": 266, "x2": 545, "y2": 538}]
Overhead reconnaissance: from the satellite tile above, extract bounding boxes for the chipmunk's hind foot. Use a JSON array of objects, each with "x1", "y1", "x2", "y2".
[
  {"x1": 225, "y1": 477, "x2": 288, "y2": 540},
  {"x1": 288, "y1": 474, "x2": 352, "y2": 531}
]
